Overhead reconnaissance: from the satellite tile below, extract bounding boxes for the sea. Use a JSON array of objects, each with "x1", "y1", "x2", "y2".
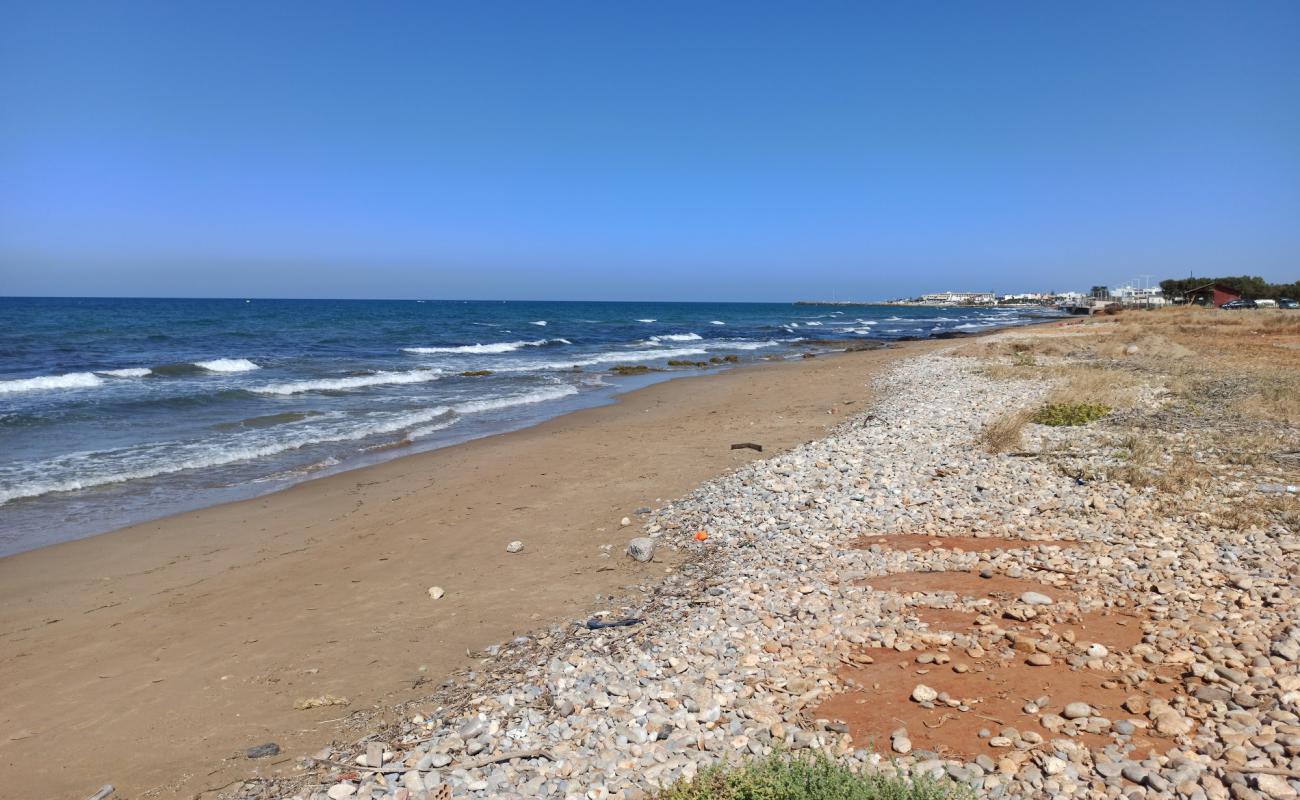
[{"x1": 0, "y1": 297, "x2": 1062, "y2": 555}]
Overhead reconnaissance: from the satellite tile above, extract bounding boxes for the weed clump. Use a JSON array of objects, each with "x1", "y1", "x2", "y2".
[
  {"x1": 979, "y1": 409, "x2": 1033, "y2": 453},
  {"x1": 654, "y1": 751, "x2": 967, "y2": 800},
  {"x1": 460, "y1": 370, "x2": 493, "y2": 377},
  {"x1": 667, "y1": 359, "x2": 710, "y2": 368},
  {"x1": 1032, "y1": 402, "x2": 1110, "y2": 426}
]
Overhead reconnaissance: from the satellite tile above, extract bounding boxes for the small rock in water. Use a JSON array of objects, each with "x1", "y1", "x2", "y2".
[
  {"x1": 246, "y1": 742, "x2": 280, "y2": 758},
  {"x1": 427, "y1": 586, "x2": 445, "y2": 600},
  {"x1": 627, "y1": 537, "x2": 656, "y2": 562},
  {"x1": 506, "y1": 540, "x2": 524, "y2": 553}
]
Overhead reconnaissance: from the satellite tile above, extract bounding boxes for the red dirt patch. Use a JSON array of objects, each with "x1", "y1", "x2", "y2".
[
  {"x1": 862, "y1": 570, "x2": 1074, "y2": 604},
  {"x1": 813, "y1": 647, "x2": 1179, "y2": 761},
  {"x1": 852, "y1": 534, "x2": 1078, "y2": 553}
]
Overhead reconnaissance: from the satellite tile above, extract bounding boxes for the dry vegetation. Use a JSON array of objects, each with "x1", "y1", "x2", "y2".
[{"x1": 974, "y1": 307, "x2": 1300, "y2": 531}]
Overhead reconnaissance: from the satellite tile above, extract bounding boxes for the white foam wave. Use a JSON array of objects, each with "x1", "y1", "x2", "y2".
[
  {"x1": 649, "y1": 333, "x2": 703, "y2": 343},
  {"x1": 636, "y1": 318, "x2": 656, "y2": 323},
  {"x1": 196, "y1": 358, "x2": 261, "y2": 373},
  {"x1": 97, "y1": 368, "x2": 152, "y2": 378},
  {"x1": 0, "y1": 372, "x2": 104, "y2": 394},
  {"x1": 709, "y1": 339, "x2": 778, "y2": 350},
  {"x1": 803, "y1": 321, "x2": 822, "y2": 326},
  {"x1": 255, "y1": 369, "x2": 443, "y2": 395},
  {"x1": 451, "y1": 384, "x2": 579, "y2": 415},
  {"x1": 710, "y1": 320, "x2": 726, "y2": 325},
  {"x1": 404, "y1": 419, "x2": 460, "y2": 442},
  {"x1": 403, "y1": 339, "x2": 553, "y2": 355},
  {"x1": 0, "y1": 405, "x2": 456, "y2": 505},
  {"x1": 530, "y1": 320, "x2": 547, "y2": 326},
  {"x1": 522, "y1": 347, "x2": 708, "y2": 371}
]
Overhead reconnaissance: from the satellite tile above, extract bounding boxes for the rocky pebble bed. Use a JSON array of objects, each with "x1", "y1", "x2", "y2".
[{"x1": 239, "y1": 346, "x2": 1300, "y2": 800}]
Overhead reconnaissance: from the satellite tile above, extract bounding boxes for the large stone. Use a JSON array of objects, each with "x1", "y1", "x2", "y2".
[
  {"x1": 911, "y1": 684, "x2": 938, "y2": 703},
  {"x1": 627, "y1": 537, "x2": 656, "y2": 562}
]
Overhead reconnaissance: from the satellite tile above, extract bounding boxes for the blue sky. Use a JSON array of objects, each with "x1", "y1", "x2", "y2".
[{"x1": 1, "y1": 1, "x2": 1297, "y2": 301}]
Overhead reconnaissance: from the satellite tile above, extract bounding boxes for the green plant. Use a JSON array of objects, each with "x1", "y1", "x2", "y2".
[
  {"x1": 654, "y1": 752, "x2": 967, "y2": 800},
  {"x1": 1031, "y1": 402, "x2": 1110, "y2": 426}
]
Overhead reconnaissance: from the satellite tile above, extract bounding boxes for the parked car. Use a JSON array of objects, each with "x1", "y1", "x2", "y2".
[
  {"x1": 1280, "y1": 298, "x2": 1299, "y2": 309},
  {"x1": 1221, "y1": 299, "x2": 1258, "y2": 309}
]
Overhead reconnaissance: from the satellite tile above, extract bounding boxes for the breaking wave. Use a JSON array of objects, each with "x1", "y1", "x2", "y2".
[
  {"x1": 0, "y1": 372, "x2": 103, "y2": 394},
  {"x1": 254, "y1": 369, "x2": 443, "y2": 395},
  {"x1": 195, "y1": 358, "x2": 261, "y2": 373},
  {"x1": 402, "y1": 339, "x2": 561, "y2": 355}
]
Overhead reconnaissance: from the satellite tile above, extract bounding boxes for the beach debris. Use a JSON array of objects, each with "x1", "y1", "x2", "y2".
[
  {"x1": 626, "y1": 537, "x2": 655, "y2": 562},
  {"x1": 730, "y1": 442, "x2": 763, "y2": 452},
  {"x1": 581, "y1": 617, "x2": 644, "y2": 630},
  {"x1": 505, "y1": 540, "x2": 524, "y2": 553},
  {"x1": 427, "y1": 586, "x2": 445, "y2": 600},
  {"x1": 294, "y1": 694, "x2": 349, "y2": 711},
  {"x1": 619, "y1": 517, "x2": 631, "y2": 527},
  {"x1": 85, "y1": 786, "x2": 115, "y2": 800},
  {"x1": 694, "y1": 529, "x2": 709, "y2": 541},
  {"x1": 245, "y1": 742, "x2": 280, "y2": 759}
]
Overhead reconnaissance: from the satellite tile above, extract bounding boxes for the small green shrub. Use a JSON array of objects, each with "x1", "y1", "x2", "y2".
[
  {"x1": 1031, "y1": 402, "x2": 1110, "y2": 426},
  {"x1": 654, "y1": 752, "x2": 968, "y2": 800}
]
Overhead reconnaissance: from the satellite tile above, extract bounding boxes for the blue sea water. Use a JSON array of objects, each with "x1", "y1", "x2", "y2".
[{"x1": 0, "y1": 297, "x2": 1059, "y2": 555}]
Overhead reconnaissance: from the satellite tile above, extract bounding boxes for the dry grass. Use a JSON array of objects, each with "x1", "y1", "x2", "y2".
[
  {"x1": 1045, "y1": 364, "x2": 1144, "y2": 410},
  {"x1": 979, "y1": 408, "x2": 1033, "y2": 454}
]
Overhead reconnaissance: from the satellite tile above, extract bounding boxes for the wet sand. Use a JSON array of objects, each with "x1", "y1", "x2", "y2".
[{"x1": 0, "y1": 341, "x2": 941, "y2": 800}]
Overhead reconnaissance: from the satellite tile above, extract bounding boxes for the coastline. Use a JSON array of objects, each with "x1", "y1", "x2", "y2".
[{"x1": 0, "y1": 337, "x2": 949, "y2": 800}]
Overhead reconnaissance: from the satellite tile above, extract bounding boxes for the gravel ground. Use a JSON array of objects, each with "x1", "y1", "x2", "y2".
[{"x1": 233, "y1": 344, "x2": 1300, "y2": 800}]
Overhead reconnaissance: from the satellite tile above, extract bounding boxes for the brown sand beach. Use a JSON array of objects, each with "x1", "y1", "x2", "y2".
[{"x1": 0, "y1": 340, "x2": 944, "y2": 800}]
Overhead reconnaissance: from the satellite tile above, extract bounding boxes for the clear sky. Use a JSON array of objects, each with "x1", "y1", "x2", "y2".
[{"x1": 1, "y1": 1, "x2": 1297, "y2": 301}]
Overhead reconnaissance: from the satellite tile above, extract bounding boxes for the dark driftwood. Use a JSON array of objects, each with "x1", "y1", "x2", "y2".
[{"x1": 730, "y1": 442, "x2": 763, "y2": 452}]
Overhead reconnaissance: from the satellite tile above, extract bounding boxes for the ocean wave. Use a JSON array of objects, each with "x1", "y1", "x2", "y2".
[
  {"x1": 403, "y1": 418, "x2": 460, "y2": 442},
  {"x1": 649, "y1": 333, "x2": 703, "y2": 343},
  {"x1": 636, "y1": 318, "x2": 656, "y2": 323},
  {"x1": 195, "y1": 358, "x2": 261, "y2": 373},
  {"x1": 0, "y1": 404, "x2": 456, "y2": 505},
  {"x1": 803, "y1": 321, "x2": 822, "y2": 326},
  {"x1": 402, "y1": 339, "x2": 557, "y2": 355},
  {"x1": 710, "y1": 320, "x2": 726, "y2": 325},
  {"x1": 0, "y1": 372, "x2": 103, "y2": 394},
  {"x1": 254, "y1": 369, "x2": 443, "y2": 395},
  {"x1": 522, "y1": 347, "x2": 708, "y2": 371},
  {"x1": 451, "y1": 384, "x2": 579, "y2": 415},
  {"x1": 97, "y1": 368, "x2": 153, "y2": 378},
  {"x1": 529, "y1": 320, "x2": 547, "y2": 326},
  {"x1": 708, "y1": 339, "x2": 778, "y2": 351}
]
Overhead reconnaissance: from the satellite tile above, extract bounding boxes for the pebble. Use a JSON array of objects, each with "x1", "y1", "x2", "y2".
[
  {"x1": 505, "y1": 541, "x2": 524, "y2": 553},
  {"x1": 427, "y1": 586, "x2": 444, "y2": 600}
]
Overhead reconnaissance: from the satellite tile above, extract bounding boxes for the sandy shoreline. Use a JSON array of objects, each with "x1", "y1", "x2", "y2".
[{"x1": 0, "y1": 339, "x2": 943, "y2": 800}]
